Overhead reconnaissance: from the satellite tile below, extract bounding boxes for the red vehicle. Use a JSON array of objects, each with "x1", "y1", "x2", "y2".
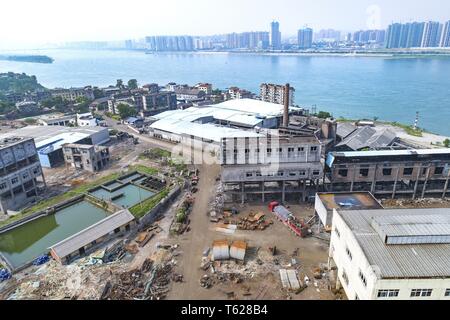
[{"x1": 268, "y1": 202, "x2": 311, "y2": 238}]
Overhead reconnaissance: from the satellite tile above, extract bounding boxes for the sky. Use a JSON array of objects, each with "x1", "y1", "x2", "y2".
[{"x1": 0, "y1": 0, "x2": 449, "y2": 48}]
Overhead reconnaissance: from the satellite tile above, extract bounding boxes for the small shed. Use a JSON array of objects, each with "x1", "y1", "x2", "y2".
[
  {"x1": 230, "y1": 240, "x2": 247, "y2": 261},
  {"x1": 212, "y1": 240, "x2": 230, "y2": 261}
]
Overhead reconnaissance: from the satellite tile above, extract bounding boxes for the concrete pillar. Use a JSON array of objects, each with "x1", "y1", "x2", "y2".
[
  {"x1": 241, "y1": 182, "x2": 245, "y2": 204},
  {"x1": 412, "y1": 165, "x2": 422, "y2": 200},
  {"x1": 350, "y1": 165, "x2": 356, "y2": 192},
  {"x1": 303, "y1": 180, "x2": 307, "y2": 202},
  {"x1": 443, "y1": 172, "x2": 450, "y2": 199},
  {"x1": 421, "y1": 167, "x2": 431, "y2": 199},
  {"x1": 282, "y1": 180, "x2": 285, "y2": 203},
  {"x1": 370, "y1": 164, "x2": 378, "y2": 194},
  {"x1": 392, "y1": 167, "x2": 400, "y2": 199},
  {"x1": 262, "y1": 182, "x2": 265, "y2": 203}
]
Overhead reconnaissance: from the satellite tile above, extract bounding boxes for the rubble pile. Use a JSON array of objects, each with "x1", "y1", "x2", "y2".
[
  {"x1": 170, "y1": 194, "x2": 195, "y2": 235},
  {"x1": 223, "y1": 212, "x2": 273, "y2": 231},
  {"x1": 382, "y1": 197, "x2": 450, "y2": 209}
]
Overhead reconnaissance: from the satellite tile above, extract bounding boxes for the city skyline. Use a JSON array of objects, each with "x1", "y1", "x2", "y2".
[{"x1": 1, "y1": 0, "x2": 450, "y2": 49}]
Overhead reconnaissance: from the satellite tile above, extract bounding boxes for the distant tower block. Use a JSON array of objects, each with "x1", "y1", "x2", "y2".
[{"x1": 414, "y1": 111, "x2": 419, "y2": 130}]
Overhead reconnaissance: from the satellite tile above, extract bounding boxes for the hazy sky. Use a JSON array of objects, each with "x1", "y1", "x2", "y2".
[{"x1": 1, "y1": 0, "x2": 449, "y2": 48}]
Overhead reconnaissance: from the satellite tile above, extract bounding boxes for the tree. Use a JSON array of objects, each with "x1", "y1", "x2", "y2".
[
  {"x1": 128, "y1": 79, "x2": 138, "y2": 90},
  {"x1": 444, "y1": 139, "x2": 450, "y2": 148},
  {"x1": 317, "y1": 111, "x2": 332, "y2": 119},
  {"x1": 117, "y1": 103, "x2": 137, "y2": 120},
  {"x1": 116, "y1": 79, "x2": 123, "y2": 88}
]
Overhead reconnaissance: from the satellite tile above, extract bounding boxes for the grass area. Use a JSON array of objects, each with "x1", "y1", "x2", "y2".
[
  {"x1": 387, "y1": 122, "x2": 424, "y2": 137},
  {"x1": 129, "y1": 164, "x2": 159, "y2": 176},
  {"x1": 129, "y1": 188, "x2": 170, "y2": 218},
  {"x1": 139, "y1": 148, "x2": 171, "y2": 160}
]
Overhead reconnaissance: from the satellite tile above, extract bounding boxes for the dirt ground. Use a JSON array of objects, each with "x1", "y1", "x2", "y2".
[{"x1": 165, "y1": 164, "x2": 335, "y2": 300}]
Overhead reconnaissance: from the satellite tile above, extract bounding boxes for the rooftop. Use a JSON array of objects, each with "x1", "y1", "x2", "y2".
[
  {"x1": 337, "y1": 207, "x2": 450, "y2": 279},
  {"x1": 317, "y1": 192, "x2": 383, "y2": 212},
  {"x1": 49, "y1": 210, "x2": 135, "y2": 259}
]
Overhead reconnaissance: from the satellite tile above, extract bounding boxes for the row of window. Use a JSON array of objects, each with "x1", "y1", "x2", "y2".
[
  {"x1": 229, "y1": 146, "x2": 319, "y2": 154},
  {"x1": 245, "y1": 170, "x2": 321, "y2": 178},
  {"x1": 378, "y1": 288, "x2": 450, "y2": 298},
  {"x1": 337, "y1": 166, "x2": 447, "y2": 178}
]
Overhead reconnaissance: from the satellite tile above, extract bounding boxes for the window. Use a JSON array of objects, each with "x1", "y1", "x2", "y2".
[
  {"x1": 0, "y1": 183, "x2": 6, "y2": 190},
  {"x1": 435, "y1": 167, "x2": 444, "y2": 175},
  {"x1": 360, "y1": 168, "x2": 369, "y2": 177},
  {"x1": 313, "y1": 170, "x2": 320, "y2": 176},
  {"x1": 267, "y1": 148, "x2": 272, "y2": 153},
  {"x1": 11, "y1": 177, "x2": 18, "y2": 184},
  {"x1": 299, "y1": 171, "x2": 306, "y2": 176},
  {"x1": 335, "y1": 227, "x2": 340, "y2": 238},
  {"x1": 255, "y1": 172, "x2": 262, "y2": 177},
  {"x1": 278, "y1": 148, "x2": 283, "y2": 153},
  {"x1": 382, "y1": 168, "x2": 392, "y2": 176},
  {"x1": 342, "y1": 270, "x2": 349, "y2": 285},
  {"x1": 346, "y1": 247, "x2": 352, "y2": 261},
  {"x1": 359, "y1": 270, "x2": 367, "y2": 287},
  {"x1": 422, "y1": 167, "x2": 428, "y2": 175},
  {"x1": 245, "y1": 149, "x2": 250, "y2": 154},
  {"x1": 246, "y1": 172, "x2": 253, "y2": 177},
  {"x1": 289, "y1": 172, "x2": 297, "y2": 177},
  {"x1": 445, "y1": 289, "x2": 450, "y2": 297},
  {"x1": 288, "y1": 147, "x2": 295, "y2": 152},
  {"x1": 403, "y1": 167, "x2": 413, "y2": 175},
  {"x1": 277, "y1": 172, "x2": 284, "y2": 177},
  {"x1": 338, "y1": 169, "x2": 348, "y2": 177},
  {"x1": 377, "y1": 289, "x2": 399, "y2": 298},
  {"x1": 298, "y1": 147, "x2": 304, "y2": 152},
  {"x1": 410, "y1": 289, "x2": 433, "y2": 297},
  {"x1": 311, "y1": 146, "x2": 318, "y2": 152}
]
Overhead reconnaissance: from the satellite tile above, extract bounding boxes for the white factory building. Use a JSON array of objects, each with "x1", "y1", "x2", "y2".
[
  {"x1": 329, "y1": 207, "x2": 450, "y2": 300},
  {"x1": 147, "y1": 99, "x2": 304, "y2": 144}
]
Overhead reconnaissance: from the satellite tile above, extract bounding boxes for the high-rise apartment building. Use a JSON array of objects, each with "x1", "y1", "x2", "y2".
[
  {"x1": 270, "y1": 21, "x2": 282, "y2": 49},
  {"x1": 298, "y1": 28, "x2": 313, "y2": 49},
  {"x1": 441, "y1": 20, "x2": 450, "y2": 47},
  {"x1": 421, "y1": 21, "x2": 442, "y2": 47},
  {"x1": 260, "y1": 83, "x2": 295, "y2": 106}
]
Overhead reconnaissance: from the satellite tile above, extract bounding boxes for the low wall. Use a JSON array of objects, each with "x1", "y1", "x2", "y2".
[{"x1": 138, "y1": 185, "x2": 182, "y2": 230}]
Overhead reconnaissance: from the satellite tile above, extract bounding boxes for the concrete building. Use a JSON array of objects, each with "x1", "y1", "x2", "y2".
[
  {"x1": 220, "y1": 133, "x2": 323, "y2": 203},
  {"x1": 314, "y1": 192, "x2": 383, "y2": 228},
  {"x1": 0, "y1": 137, "x2": 45, "y2": 215},
  {"x1": 195, "y1": 83, "x2": 213, "y2": 95},
  {"x1": 440, "y1": 20, "x2": 450, "y2": 47},
  {"x1": 0, "y1": 126, "x2": 110, "y2": 168},
  {"x1": 50, "y1": 209, "x2": 135, "y2": 265},
  {"x1": 227, "y1": 87, "x2": 253, "y2": 100},
  {"x1": 298, "y1": 28, "x2": 313, "y2": 49},
  {"x1": 174, "y1": 87, "x2": 206, "y2": 102},
  {"x1": 141, "y1": 91, "x2": 177, "y2": 115},
  {"x1": 63, "y1": 143, "x2": 110, "y2": 172},
  {"x1": 326, "y1": 149, "x2": 450, "y2": 199},
  {"x1": 260, "y1": 83, "x2": 295, "y2": 106},
  {"x1": 270, "y1": 21, "x2": 282, "y2": 49},
  {"x1": 421, "y1": 21, "x2": 442, "y2": 47},
  {"x1": 51, "y1": 86, "x2": 95, "y2": 101},
  {"x1": 329, "y1": 207, "x2": 450, "y2": 300}
]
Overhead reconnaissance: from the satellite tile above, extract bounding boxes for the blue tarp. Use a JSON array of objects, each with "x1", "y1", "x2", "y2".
[
  {"x1": 0, "y1": 269, "x2": 11, "y2": 281},
  {"x1": 32, "y1": 255, "x2": 50, "y2": 266}
]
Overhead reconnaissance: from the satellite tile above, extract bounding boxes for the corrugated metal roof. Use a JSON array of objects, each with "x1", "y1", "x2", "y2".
[
  {"x1": 49, "y1": 210, "x2": 134, "y2": 259},
  {"x1": 338, "y1": 208, "x2": 450, "y2": 279},
  {"x1": 334, "y1": 148, "x2": 450, "y2": 158},
  {"x1": 336, "y1": 122, "x2": 357, "y2": 139}
]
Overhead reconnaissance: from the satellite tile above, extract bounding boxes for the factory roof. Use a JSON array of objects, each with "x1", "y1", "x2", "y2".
[
  {"x1": 0, "y1": 126, "x2": 108, "y2": 154},
  {"x1": 336, "y1": 122, "x2": 357, "y2": 139},
  {"x1": 337, "y1": 208, "x2": 450, "y2": 279},
  {"x1": 331, "y1": 148, "x2": 450, "y2": 158},
  {"x1": 335, "y1": 126, "x2": 396, "y2": 151},
  {"x1": 49, "y1": 210, "x2": 135, "y2": 259}
]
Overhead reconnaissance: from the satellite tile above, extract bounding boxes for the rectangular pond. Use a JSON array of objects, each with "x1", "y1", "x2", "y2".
[
  {"x1": 0, "y1": 200, "x2": 109, "y2": 269},
  {"x1": 89, "y1": 184, "x2": 155, "y2": 208}
]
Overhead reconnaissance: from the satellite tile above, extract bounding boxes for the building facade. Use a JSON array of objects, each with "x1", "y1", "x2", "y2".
[
  {"x1": 220, "y1": 134, "x2": 323, "y2": 203},
  {"x1": 260, "y1": 83, "x2": 295, "y2": 106},
  {"x1": 298, "y1": 28, "x2": 313, "y2": 49},
  {"x1": 329, "y1": 207, "x2": 450, "y2": 300},
  {"x1": 51, "y1": 87, "x2": 95, "y2": 101},
  {"x1": 421, "y1": 21, "x2": 443, "y2": 47},
  {"x1": 63, "y1": 143, "x2": 110, "y2": 172},
  {"x1": 270, "y1": 21, "x2": 282, "y2": 49},
  {"x1": 326, "y1": 149, "x2": 450, "y2": 199},
  {"x1": 0, "y1": 137, "x2": 45, "y2": 215},
  {"x1": 440, "y1": 20, "x2": 450, "y2": 47}
]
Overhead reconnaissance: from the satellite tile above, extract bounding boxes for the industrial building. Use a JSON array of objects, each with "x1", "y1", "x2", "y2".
[
  {"x1": 0, "y1": 137, "x2": 46, "y2": 215},
  {"x1": 220, "y1": 133, "x2": 323, "y2": 203},
  {"x1": 0, "y1": 126, "x2": 110, "y2": 168},
  {"x1": 148, "y1": 98, "x2": 305, "y2": 144},
  {"x1": 329, "y1": 207, "x2": 450, "y2": 300},
  {"x1": 314, "y1": 192, "x2": 383, "y2": 227},
  {"x1": 63, "y1": 143, "x2": 110, "y2": 172},
  {"x1": 49, "y1": 209, "x2": 135, "y2": 265},
  {"x1": 326, "y1": 149, "x2": 450, "y2": 199}
]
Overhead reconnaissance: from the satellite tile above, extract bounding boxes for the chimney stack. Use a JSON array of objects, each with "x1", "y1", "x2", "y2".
[{"x1": 283, "y1": 83, "x2": 290, "y2": 127}]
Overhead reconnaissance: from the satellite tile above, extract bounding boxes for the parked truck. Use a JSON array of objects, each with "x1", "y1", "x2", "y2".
[{"x1": 268, "y1": 202, "x2": 311, "y2": 238}]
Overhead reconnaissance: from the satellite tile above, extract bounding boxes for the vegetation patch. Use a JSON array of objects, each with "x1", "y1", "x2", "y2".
[
  {"x1": 129, "y1": 164, "x2": 159, "y2": 176},
  {"x1": 129, "y1": 188, "x2": 170, "y2": 218}
]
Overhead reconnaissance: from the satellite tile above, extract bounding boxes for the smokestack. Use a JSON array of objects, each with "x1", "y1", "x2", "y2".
[{"x1": 283, "y1": 83, "x2": 290, "y2": 127}]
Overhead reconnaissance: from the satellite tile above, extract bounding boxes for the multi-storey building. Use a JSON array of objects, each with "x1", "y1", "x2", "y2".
[
  {"x1": 195, "y1": 83, "x2": 213, "y2": 95},
  {"x1": 260, "y1": 83, "x2": 295, "y2": 106},
  {"x1": 440, "y1": 20, "x2": 450, "y2": 47},
  {"x1": 298, "y1": 28, "x2": 313, "y2": 49},
  {"x1": 0, "y1": 137, "x2": 45, "y2": 215},
  {"x1": 62, "y1": 143, "x2": 110, "y2": 173},
  {"x1": 51, "y1": 86, "x2": 95, "y2": 101},
  {"x1": 270, "y1": 21, "x2": 282, "y2": 49},
  {"x1": 326, "y1": 149, "x2": 450, "y2": 199},
  {"x1": 227, "y1": 87, "x2": 253, "y2": 100},
  {"x1": 220, "y1": 133, "x2": 323, "y2": 203},
  {"x1": 421, "y1": 21, "x2": 442, "y2": 47},
  {"x1": 329, "y1": 207, "x2": 450, "y2": 300},
  {"x1": 141, "y1": 91, "x2": 177, "y2": 115}
]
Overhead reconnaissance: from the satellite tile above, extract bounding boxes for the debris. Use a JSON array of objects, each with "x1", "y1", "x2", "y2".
[
  {"x1": 200, "y1": 275, "x2": 212, "y2": 288},
  {"x1": 32, "y1": 255, "x2": 50, "y2": 266},
  {"x1": 0, "y1": 269, "x2": 11, "y2": 282}
]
